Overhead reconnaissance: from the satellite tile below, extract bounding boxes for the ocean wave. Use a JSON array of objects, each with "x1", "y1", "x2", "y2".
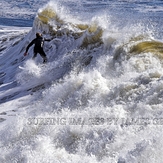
[{"x1": 1, "y1": 1, "x2": 163, "y2": 163}]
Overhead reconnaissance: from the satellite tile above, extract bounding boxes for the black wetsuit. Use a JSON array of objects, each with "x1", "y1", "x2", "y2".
[{"x1": 26, "y1": 36, "x2": 50, "y2": 63}]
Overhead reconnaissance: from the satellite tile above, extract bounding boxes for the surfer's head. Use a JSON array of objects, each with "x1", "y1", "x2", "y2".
[{"x1": 36, "y1": 32, "x2": 42, "y2": 38}]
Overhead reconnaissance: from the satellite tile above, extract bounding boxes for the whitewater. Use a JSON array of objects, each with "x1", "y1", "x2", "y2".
[{"x1": 1, "y1": 0, "x2": 163, "y2": 162}]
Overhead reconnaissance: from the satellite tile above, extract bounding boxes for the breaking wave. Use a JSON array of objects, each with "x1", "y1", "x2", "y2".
[{"x1": 1, "y1": 1, "x2": 163, "y2": 163}]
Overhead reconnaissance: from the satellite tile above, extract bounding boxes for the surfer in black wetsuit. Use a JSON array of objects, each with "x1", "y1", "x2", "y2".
[{"x1": 24, "y1": 33, "x2": 51, "y2": 63}]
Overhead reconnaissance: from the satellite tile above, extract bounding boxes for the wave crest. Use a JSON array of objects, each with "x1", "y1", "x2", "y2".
[{"x1": 34, "y1": 3, "x2": 104, "y2": 48}]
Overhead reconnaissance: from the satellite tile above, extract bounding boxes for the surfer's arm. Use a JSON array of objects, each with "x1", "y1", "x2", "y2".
[
  {"x1": 24, "y1": 39, "x2": 35, "y2": 56},
  {"x1": 25, "y1": 39, "x2": 35, "y2": 52},
  {"x1": 44, "y1": 38, "x2": 51, "y2": 42}
]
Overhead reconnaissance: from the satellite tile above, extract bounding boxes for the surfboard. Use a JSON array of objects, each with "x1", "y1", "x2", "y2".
[{"x1": 18, "y1": 66, "x2": 25, "y2": 70}]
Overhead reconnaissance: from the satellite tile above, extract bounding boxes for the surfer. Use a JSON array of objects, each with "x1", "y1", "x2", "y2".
[{"x1": 24, "y1": 33, "x2": 51, "y2": 63}]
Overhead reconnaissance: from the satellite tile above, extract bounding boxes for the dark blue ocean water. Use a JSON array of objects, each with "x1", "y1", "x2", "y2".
[{"x1": 1, "y1": 0, "x2": 163, "y2": 27}]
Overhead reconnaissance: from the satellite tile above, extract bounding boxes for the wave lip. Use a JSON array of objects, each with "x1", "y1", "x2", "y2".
[{"x1": 35, "y1": 3, "x2": 104, "y2": 48}]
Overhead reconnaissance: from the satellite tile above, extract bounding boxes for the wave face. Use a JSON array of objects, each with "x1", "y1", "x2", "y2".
[{"x1": 1, "y1": 1, "x2": 163, "y2": 163}]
